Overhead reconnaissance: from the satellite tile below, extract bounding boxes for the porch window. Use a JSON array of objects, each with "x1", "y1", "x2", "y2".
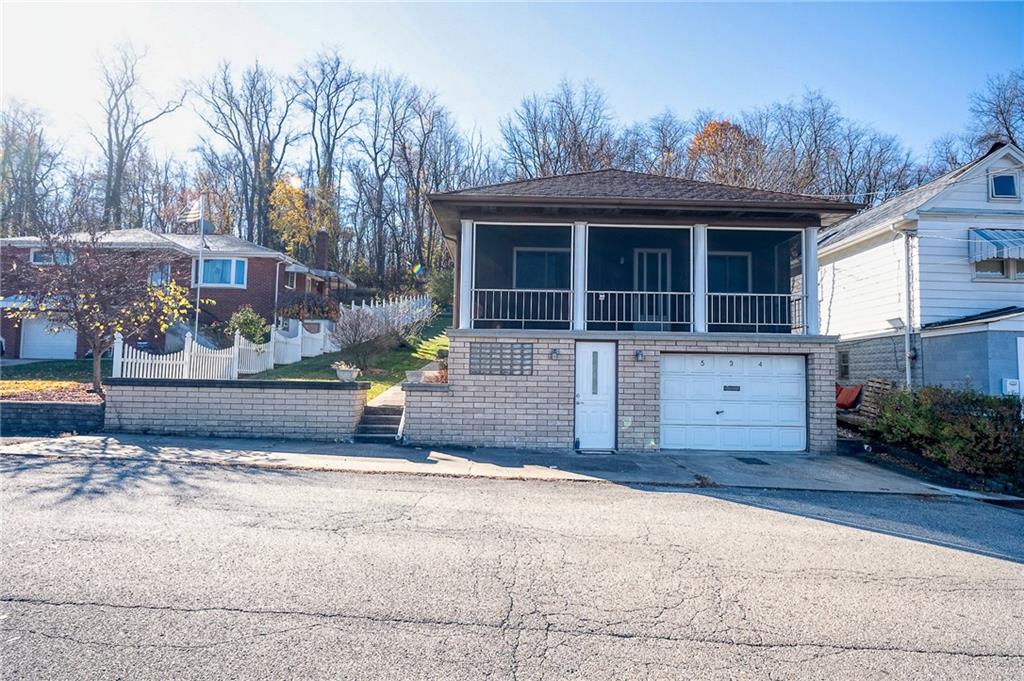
[
  {"x1": 706, "y1": 229, "x2": 803, "y2": 333},
  {"x1": 471, "y1": 224, "x2": 572, "y2": 329},
  {"x1": 513, "y1": 248, "x2": 570, "y2": 289}
]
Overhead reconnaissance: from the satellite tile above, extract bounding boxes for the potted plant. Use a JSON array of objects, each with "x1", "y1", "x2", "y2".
[{"x1": 331, "y1": 361, "x2": 360, "y2": 381}]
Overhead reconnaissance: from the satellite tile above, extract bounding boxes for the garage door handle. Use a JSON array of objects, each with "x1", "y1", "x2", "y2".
[{"x1": 715, "y1": 410, "x2": 724, "y2": 415}]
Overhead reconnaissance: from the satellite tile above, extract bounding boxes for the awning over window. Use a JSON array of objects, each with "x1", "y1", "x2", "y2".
[{"x1": 969, "y1": 228, "x2": 1024, "y2": 262}]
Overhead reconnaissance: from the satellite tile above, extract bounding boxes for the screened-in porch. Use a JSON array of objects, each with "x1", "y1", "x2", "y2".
[{"x1": 464, "y1": 222, "x2": 813, "y2": 335}]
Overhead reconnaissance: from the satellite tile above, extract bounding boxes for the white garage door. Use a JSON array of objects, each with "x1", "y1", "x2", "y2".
[
  {"x1": 661, "y1": 354, "x2": 806, "y2": 451},
  {"x1": 20, "y1": 317, "x2": 77, "y2": 359}
]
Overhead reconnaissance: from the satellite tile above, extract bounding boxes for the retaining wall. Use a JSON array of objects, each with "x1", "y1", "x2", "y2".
[
  {"x1": 104, "y1": 378, "x2": 367, "y2": 441},
  {"x1": 1, "y1": 401, "x2": 105, "y2": 436}
]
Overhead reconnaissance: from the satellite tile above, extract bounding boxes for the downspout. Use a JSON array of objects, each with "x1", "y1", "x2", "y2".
[
  {"x1": 273, "y1": 260, "x2": 282, "y2": 330},
  {"x1": 890, "y1": 222, "x2": 916, "y2": 389}
]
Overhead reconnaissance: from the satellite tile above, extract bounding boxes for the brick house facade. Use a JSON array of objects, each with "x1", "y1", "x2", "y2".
[
  {"x1": 0, "y1": 230, "x2": 353, "y2": 359},
  {"x1": 402, "y1": 169, "x2": 859, "y2": 454}
]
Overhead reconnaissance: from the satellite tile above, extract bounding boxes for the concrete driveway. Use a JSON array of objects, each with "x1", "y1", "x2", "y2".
[{"x1": 0, "y1": 433, "x2": 1008, "y2": 498}]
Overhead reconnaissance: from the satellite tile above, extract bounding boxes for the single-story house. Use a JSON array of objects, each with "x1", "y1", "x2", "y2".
[
  {"x1": 0, "y1": 228, "x2": 355, "y2": 359},
  {"x1": 401, "y1": 169, "x2": 860, "y2": 453},
  {"x1": 819, "y1": 142, "x2": 1024, "y2": 396}
]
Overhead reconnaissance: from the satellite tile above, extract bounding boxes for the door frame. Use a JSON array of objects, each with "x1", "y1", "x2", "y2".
[
  {"x1": 633, "y1": 248, "x2": 672, "y2": 292},
  {"x1": 574, "y1": 340, "x2": 617, "y2": 451}
]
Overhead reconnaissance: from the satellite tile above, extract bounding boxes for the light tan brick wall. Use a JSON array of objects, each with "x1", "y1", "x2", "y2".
[
  {"x1": 105, "y1": 382, "x2": 366, "y2": 441},
  {"x1": 404, "y1": 331, "x2": 838, "y2": 453},
  {"x1": 402, "y1": 336, "x2": 576, "y2": 448}
]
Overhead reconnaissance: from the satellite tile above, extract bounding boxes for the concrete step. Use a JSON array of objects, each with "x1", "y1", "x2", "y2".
[
  {"x1": 356, "y1": 424, "x2": 400, "y2": 435},
  {"x1": 361, "y1": 415, "x2": 402, "y2": 426},
  {"x1": 353, "y1": 432, "x2": 400, "y2": 443},
  {"x1": 363, "y1": 405, "x2": 404, "y2": 417}
]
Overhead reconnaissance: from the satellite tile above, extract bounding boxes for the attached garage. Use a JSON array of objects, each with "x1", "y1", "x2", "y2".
[
  {"x1": 20, "y1": 317, "x2": 77, "y2": 359},
  {"x1": 660, "y1": 353, "x2": 807, "y2": 451}
]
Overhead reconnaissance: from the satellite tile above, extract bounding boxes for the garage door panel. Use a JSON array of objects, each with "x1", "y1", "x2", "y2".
[
  {"x1": 21, "y1": 318, "x2": 77, "y2": 359},
  {"x1": 659, "y1": 353, "x2": 807, "y2": 452}
]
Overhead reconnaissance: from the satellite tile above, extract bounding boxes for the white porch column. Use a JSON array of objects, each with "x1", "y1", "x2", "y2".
[
  {"x1": 692, "y1": 224, "x2": 708, "y2": 333},
  {"x1": 457, "y1": 219, "x2": 474, "y2": 330},
  {"x1": 802, "y1": 226, "x2": 820, "y2": 335},
  {"x1": 572, "y1": 221, "x2": 588, "y2": 330}
]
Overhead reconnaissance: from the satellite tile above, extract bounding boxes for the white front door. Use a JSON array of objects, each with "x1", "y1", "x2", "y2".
[
  {"x1": 660, "y1": 353, "x2": 807, "y2": 451},
  {"x1": 575, "y1": 341, "x2": 616, "y2": 450}
]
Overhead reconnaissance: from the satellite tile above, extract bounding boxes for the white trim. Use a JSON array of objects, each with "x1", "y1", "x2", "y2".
[
  {"x1": 803, "y1": 226, "x2": 819, "y2": 335},
  {"x1": 633, "y1": 248, "x2": 672, "y2": 292},
  {"x1": 1017, "y1": 337, "x2": 1023, "y2": 391},
  {"x1": 988, "y1": 170, "x2": 1021, "y2": 201},
  {"x1": 29, "y1": 247, "x2": 73, "y2": 266},
  {"x1": 572, "y1": 222, "x2": 587, "y2": 331},
  {"x1": 458, "y1": 220, "x2": 474, "y2": 330},
  {"x1": 692, "y1": 224, "x2": 708, "y2": 332},
  {"x1": 284, "y1": 271, "x2": 297, "y2": 289},
  {"x1": 192, "y1": 257, "x2": 248, "y2": 289}
]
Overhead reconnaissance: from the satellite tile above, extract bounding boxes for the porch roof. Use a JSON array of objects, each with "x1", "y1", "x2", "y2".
[{"x1": 429, "y1": 168, "x2": 861, "y2": 242}]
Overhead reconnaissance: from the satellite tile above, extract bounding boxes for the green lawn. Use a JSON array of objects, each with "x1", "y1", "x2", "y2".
[
  {"x1": 0, "y1": 312, "x2": 451, "y2": 402},
  {"x1": 251, "y1": 312, "x2": 451, "y2": 400},
  {"x1": 1, "y1": 359, "x2": 111, "y2": 382}
]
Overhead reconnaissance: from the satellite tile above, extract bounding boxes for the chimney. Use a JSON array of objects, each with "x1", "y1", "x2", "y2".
[{"x1": 314, "y1": 229, "x2": 329, "y2": 270}]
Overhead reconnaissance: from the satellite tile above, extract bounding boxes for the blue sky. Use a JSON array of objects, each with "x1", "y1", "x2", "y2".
[{"x1": 2, "y1": 2, "x2": 1022, "y2": 160}]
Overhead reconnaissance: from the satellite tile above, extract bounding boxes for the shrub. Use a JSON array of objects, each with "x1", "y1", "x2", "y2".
[
  {"x1": 871, "y1": 386, "x2": 1024, "y2": 486},
  {"x1": 276, "y1": 291, "x2": 338, "y2": 321},
  {"x1": 224, "y1": 305, "x2": 271, "y2": 344},
  {"x1": 428, "y1": 268, "x2": 454, "y2": 307}
]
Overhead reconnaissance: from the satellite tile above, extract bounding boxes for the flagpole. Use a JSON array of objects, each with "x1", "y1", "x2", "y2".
[{"x1": 193, "y1": 193, "x2": 205, "y2": 338}]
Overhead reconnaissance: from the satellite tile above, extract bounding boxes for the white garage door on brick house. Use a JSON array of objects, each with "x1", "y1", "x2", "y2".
[
  {"x1": 20, "y1": 317, "x2": 77, "y2": 359},
  {"x1": 660, "y1": 353, "x2": 807, "y2": 451}
]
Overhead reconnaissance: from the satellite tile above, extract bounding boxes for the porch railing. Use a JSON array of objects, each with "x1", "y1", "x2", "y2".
[
  {"x1": 706, "y1": 293, "x2": 804, "y2": 333},
  {"x1": 586, "y1": 291, "x2": 692, "y2": 331},
  {"x1": 472, "y1": 288, "x2": 572, "y2": 326}
]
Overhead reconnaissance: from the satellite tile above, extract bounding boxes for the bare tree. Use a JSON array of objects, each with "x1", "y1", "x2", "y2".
[
  {"x1": 295, "y1": 50, "x2": 363, "y2": 268},
  {"x1": 500, "y1": 79, "x2": 617, "y2": 178},
  {"x1": 0, "y1": 100, "x2": 64, "y2": 236},
  {"x1": 969, "y1": 68, "x2": 1024, "y2": 148},
  {"x1": 91, "y1": 45, "x2": 183, "y2": 229},
  {"x1": 195, "y1": 61, "x2": 301, "y2": 246}
]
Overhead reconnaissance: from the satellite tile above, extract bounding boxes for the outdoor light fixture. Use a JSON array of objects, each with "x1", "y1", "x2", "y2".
[
  {"x1": 549, "y1": 348, "x2": 559, "y2": 359},
  {"x1": 634, "y1": 350, "x2": 645, "y2": 361}
]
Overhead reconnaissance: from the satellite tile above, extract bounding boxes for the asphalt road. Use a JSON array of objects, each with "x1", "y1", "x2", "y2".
[{"x1": 2, "y1": 456, "x2": 1023, "y2": 680}]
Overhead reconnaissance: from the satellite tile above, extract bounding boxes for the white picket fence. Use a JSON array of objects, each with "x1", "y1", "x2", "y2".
[
  {"x1": 114, "y1": 330, "x2": 268, "y2": 380},
  {"x1": 113, "y1": 294, "x2": 434, "y2": 377}
]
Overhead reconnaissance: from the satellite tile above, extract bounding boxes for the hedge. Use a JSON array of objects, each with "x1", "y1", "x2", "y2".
[{"x1": 870, "y1": 386, "x2": 1024, "y2": 487}]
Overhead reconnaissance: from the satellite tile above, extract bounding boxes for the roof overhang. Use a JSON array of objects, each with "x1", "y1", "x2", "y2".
[{"x1": 429, "y1": 193, "x2": 860, "y2": 246}]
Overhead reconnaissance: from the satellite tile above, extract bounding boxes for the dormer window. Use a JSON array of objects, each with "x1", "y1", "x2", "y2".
[{"x1": 989, "y1": 173, "x2": 1019, "y2": 200}]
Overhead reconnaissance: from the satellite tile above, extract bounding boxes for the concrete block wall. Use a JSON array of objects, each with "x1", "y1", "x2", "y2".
[
  {"x1": 1, "y1": 401, "x2": 104, "y2": 436},
  {"x1": 105, "y1": 379, "x2": 367, "y2": 441},
  {"x1": 403, "y1": 331, "x2": 838, "y2": 453},
  {"x1": 838, "y1": 333, "x2": 922, "y2": 388},
  {"x1": 402, "y1": 336, "x2": 576, "y2": 448}
]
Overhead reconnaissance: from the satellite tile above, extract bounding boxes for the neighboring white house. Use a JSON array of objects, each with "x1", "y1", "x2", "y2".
[{"x1": 819, "y1": 142, "x2": 1024, "y2": 396}]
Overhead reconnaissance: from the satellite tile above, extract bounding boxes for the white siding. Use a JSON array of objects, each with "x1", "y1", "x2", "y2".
[
  {"x1": 916, "y1": 153, "x2": 1024, "y2": 325},
  {"x1": 819, "y1": 232, "x2": 910, "y2": 339}
]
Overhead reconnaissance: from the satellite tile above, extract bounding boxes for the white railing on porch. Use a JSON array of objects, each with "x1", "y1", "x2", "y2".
[
  {"x1": 471, "y1": 289, "x2": 571, "y2": 325},
  {"x1": 586, "y1": 291, "x2": 692, "y2": 331},
  {"x1": 706, "y1": 293, "x2": 805, "y2": 333}
]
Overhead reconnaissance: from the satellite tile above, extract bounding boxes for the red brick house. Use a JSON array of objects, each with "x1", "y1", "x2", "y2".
[{"x1": 0, "y1": 229, "x2": 354, "y2": 359}]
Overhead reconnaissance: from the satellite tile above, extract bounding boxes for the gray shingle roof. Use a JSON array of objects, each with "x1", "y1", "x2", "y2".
[
  {"x1": 819, "y1": 144, "x2": 1012, "y2": 249},
  {"x1": 434, "y1": 168, "x2": 860, "y2": 209}
]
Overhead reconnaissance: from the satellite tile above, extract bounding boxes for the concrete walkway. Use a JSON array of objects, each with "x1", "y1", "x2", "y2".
[{"x1": 2, "y1": 433, "x2": 1014, "y2": 499}]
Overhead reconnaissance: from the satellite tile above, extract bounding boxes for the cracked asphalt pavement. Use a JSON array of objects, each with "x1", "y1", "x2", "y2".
[{"x1": 2, "y1": 456, "x2": 1023, "y2": 679}]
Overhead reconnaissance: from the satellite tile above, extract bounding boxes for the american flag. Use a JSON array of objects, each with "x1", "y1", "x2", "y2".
[{"x1": 178, "y1": 198, "x2": 202, "y2": 224}]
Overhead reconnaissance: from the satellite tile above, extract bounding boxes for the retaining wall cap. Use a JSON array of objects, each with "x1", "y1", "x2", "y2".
[{"x1": 105, "y1": 378, "x2": 370, "y2": 390}]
